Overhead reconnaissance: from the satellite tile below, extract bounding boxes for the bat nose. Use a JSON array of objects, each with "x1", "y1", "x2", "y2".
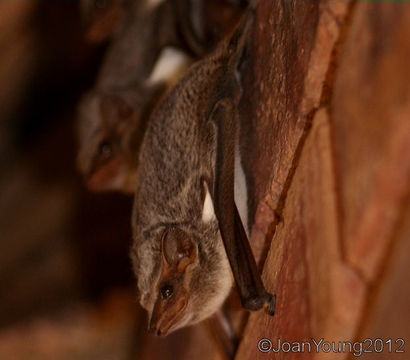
[
  {"x1": 148, "y1": 313, "x2": 169, "y2": 336},
  {"x1": 148, "y1": 322, "x2": 166, "y2": 336}
]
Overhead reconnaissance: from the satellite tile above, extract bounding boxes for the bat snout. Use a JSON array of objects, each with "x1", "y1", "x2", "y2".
[
  {"x1": 148, "y1": 289, "x2": 188, "y2": 337},
  {"x1": 148, "y1": 314, "x2": 173, "y2": 337}
]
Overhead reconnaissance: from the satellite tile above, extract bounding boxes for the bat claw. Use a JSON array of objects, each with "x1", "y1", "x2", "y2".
[{"x1": 265, "y1": 293, "x2": 276, "y2": 316}]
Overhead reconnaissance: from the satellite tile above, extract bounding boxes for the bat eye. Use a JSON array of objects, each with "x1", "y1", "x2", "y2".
[
  {"x1": 160, "y1": 284, "x2": 173, "y2": 300},
  {"x1": 98, "y1": 140, "x2": 113, "y2": 159}
]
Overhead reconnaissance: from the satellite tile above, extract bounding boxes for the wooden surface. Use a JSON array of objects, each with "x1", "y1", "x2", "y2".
[{"x1": 236, "y1": 1, "x2": 410, "y2": 359}]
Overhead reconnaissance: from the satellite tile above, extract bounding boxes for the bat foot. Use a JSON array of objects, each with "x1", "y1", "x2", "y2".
[
  {"x1": 242, "y1": 293, "x2": 267, "y2": 311},
  {"x1": 242, "y1": 292, "x2": 276, "y2": 315}
]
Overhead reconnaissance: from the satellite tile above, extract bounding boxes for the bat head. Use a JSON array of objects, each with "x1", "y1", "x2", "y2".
[
  {"x1": 132, "y1": 185, "x2": 233, "y2": 335},
  {"x1": 147, "y1": 227, "x2": 195, "y2": 336},
  {"x1": 76, "y1": 86, "x2": 160, "y2": 193}
]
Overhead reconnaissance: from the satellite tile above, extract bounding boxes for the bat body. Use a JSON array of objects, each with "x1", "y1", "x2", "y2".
[
  {"x1": 131, "y1": 6, "x2": 275, "y2": 336},
  {"x1": 77, "y1": 0, "x2": 247, "y2": 193}
]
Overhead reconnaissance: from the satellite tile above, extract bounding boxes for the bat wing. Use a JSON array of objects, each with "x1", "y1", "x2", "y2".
[{"x1": 208, "y1": 98, "x2": 275, "y2": 315}]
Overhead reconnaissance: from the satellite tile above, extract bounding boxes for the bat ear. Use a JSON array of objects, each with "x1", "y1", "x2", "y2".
[
  {"x1": 100, "y1": 94, "x2": 134, "y2": 130},
  {"x1": 161, "y1": 228, "x2": 197, "y2": 271}
]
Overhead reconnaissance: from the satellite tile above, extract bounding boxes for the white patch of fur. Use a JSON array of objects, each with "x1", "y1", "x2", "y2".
[
  {"x1": 201, "y1": 183, "x2": 216, "y2": 223},
  {"x1": 234, "y1": 146, "x2": 249, "y2": 236},
  {"x1": 146, "y1": 47, "x2": 191, "y2": 86},
  {"x1": 199, "y1": 240, "x2": 233, "y2": 318}
]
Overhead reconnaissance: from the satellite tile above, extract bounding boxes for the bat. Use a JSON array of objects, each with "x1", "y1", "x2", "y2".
[
  {"x1": 76, "y1": 0, "x2": 194, "y2": 193},
  {"x1": 131, "y1": 3, "x2": 275, "y2": 337},
  {"x1": 77, "y1": 0, "x2": 247, "y2": 193}
]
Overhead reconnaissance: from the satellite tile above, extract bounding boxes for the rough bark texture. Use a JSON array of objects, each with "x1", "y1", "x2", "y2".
[{"x1": 240, "y1": 0, "x2": 351, "y2": 263}]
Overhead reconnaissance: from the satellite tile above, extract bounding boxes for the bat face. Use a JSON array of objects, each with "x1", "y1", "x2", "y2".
[
  {"x1": 148, "y1": 227, "x2": 195, "y2": 336},
  {"x1": 76, "y1": 89, "x2": 153, "y2": 193},
  {"x1": 132, "y1": 187, "x2": 233, "y2": 336}
]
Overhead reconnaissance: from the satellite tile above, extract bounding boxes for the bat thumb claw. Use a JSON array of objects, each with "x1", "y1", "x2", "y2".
[{"x1": 265, "y1": 293, "x2": 276, "y2": 316}]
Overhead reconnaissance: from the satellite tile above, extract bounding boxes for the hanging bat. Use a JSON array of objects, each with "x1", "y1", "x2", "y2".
[
  {"x1": 131, "y1": 4, "x2": 275, "y2": 337},
  {"x1": 76, "y1": 0, "x2": 194, "y2": 193},
  {"x1": 77, "y1": 0, "x2": 247, "y2": 193}
]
